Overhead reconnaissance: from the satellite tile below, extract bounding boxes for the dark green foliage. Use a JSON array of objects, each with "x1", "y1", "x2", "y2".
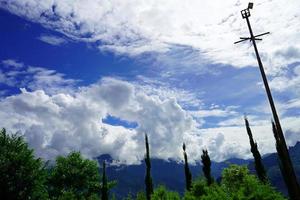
[
  {"x1": 136, "y1": 191, "x2": 147, "y2": 200},
  {"x1": 184, "y1": 165, "x2": 287, "y2": 200},
  {"x1": 123, "y1": 193, "x2": 133, "y2": 200},
  {"x1": 244, "y1": 117, "x2": 267, "y2": 182},
  {"x1": 101, "y1": 161, "x2": 108, "y2": 200},
  {"x1": 221, "y1": 165, "x2": 286, "y2": 200},
  {"x1": 0, "y1": 128, "x2": 48, "y2": 200},
  {"x1": 144, "y1": 134, "x2": 154, "y2": 200},
  {"x1": 201, "y1": 149, "x2": 213, "y2": 185},
  {"x1": 48, "y1": 151, "x2": 101, "y2": 200},
  {"x1": 151, "y1": 185, "x2": 180, "y2": 200},
  {"x1": 183, "y1": 143, "x2": 192, "y2": 191},
  {"x1": 183, "y1": 178, "x2": 207, "y2": 199}
]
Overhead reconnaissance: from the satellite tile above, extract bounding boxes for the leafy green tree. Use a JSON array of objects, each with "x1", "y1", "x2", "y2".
[
  {"x1": 123, "y1": 193, "x2": 133, "y2": 200},
  {"x1": 101, "y1": 161, "x2": 108, "y2": 200},
  {"x1": 200, "y1": 184, "x2": 228, "y2": 200},
  {"x1": 201, "y1": 149, "x2": 213, "y2": 185},
  {"x1": 144, "y1": 134, "x2": 153, "y2": 200},
  {"x1": 244, "y1": 117, "x2": 267, "y2": 182},
  {"x1": 221, "y1": 165, "x2": 286, "y2": 200},
  {"x1": 0, "y1": 128, "x2": 48, "y2": 200},
  {"x1": 183, "y1": 143, "x2": 192, "y2": 191},
  {"x1": 184, "y1": 165, "x2": 286, "y2": 200},
  {"x1": 183, "y1": 178, "x2": 207, "y2": 200},
  {"x1": 136, "y1": 191, "x2": 147, "y2": 200},
  {"x1": 184, "y1": 179, "x2": 227, "y2": 200},
  {"x1": 48, "y1": 151, "x2": 101, "y2": 200},
  {"x1": 151, "y1": 186, "x2": 180, "y2": 200}
]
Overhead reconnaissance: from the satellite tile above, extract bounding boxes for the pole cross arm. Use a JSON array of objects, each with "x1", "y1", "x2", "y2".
[
  {"x1": 254, "y1": 32, "x2": 270, "y2": 38},
  {"x1": 234, "y1": 32, "x2": 270, "y2": 44}
]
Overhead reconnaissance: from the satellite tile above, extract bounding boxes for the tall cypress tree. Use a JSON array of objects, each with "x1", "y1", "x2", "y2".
[
  {"x1": 101, "y1": 161, "x2": 108, "y2": 200},
  {"x1": 244, "y1": 117, "x2": 267, "y2": 182},
  {"x1": 201, "y1": 149, "x2": 213, "y2": 186},
  {"x1": 272, "y1": 121, "x2": 300, "y2": 200},
  {"x1": 144, "y1": 134, "x2": 153, "y2": 200},
  {"x1": 183, "y1": 143, "x2": 192, "y2": 191}
]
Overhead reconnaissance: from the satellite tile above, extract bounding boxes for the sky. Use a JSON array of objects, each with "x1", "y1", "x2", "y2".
[{"x1": 0, "y1": 0, "x2": 300, "y2": 164}]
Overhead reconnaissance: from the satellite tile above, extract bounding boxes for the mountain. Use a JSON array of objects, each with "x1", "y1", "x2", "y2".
[
  {"x1": 97, "y1": 155, "x2": 250, "y2": 198},
  {"x1": 97, "y1": 142, "x2": 300, "y2": 199}
]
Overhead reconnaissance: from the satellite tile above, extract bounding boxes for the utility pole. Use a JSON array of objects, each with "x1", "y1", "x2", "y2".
[{"x1": 235, "y1": 3, "x2": 300, "y2": 199}]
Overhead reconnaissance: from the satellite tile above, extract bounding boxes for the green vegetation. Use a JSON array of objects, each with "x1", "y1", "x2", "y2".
[
  {"x1": 0, "y1": 128, "x2": 288, "y2": 199},
  {"x1": 0, "y1": 128, "x2": 48, "y2": 200},
  {"x1": 151, "y1": 186, "x2": 180, "y2": 200},
  {"x1": 201, "y1": 149, "x2": 213, "y2": 186},
  {"x1": 244, "y1": 117, "x2": 267, "y2": 182},
  {"x1": 183, "y1": 143, "x2": 192, "y2": 191},
  {"x1": 48, "y1": 151, "x2": 101, "y2": 199},
  {"x1": 144, "y1": 134, "x2": 153, "y2": 200},
  {"x1": 102, "y1": 161, "x2": 109, "y2": 200},
  {"x1": 184, "y1": 165, "x2": 285, "y2": 200}
]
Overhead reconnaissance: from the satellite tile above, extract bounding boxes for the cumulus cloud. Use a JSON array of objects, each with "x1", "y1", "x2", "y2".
[
  {"x1": 1, "y1": 58, "x2": 300, "y2": 164},
  {"x1": 1, "y1": 0, "x2": 299, "y2": 73},
  {"x1": 0, "y1": 77, "x2": 197, "y2": 164},
  {"x1": 2, "y1": 73, "x2": 300, "y2": 164}
]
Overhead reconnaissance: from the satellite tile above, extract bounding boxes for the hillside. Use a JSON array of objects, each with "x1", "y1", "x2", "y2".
[
  {"x1": 97, "y1": 155, "x2": 250, "y2": 198},
  {"x1": 98, "y1": 142, "x2": 300, "y2": 198}
]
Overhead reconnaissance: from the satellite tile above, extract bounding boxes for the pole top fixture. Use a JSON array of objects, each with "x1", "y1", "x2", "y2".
[
  {"x1": 248, "y1": 2, "x2": 254, "y2": 9},
  {"x1": 241, "y1": 2, "x2": 254, "y2": 19}
]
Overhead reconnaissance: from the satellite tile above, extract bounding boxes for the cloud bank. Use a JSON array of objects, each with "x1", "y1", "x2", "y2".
[
  {"x1": 1, "y1": 61, "x2": 300, "y2": 164},
  {"x1": 1, "y1": 0, "x2": 300, "y2": 73}
]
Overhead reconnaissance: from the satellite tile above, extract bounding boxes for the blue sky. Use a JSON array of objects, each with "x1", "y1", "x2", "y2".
[{"x1": 0, "y1": 0, "x2": 300, "y2": 164}]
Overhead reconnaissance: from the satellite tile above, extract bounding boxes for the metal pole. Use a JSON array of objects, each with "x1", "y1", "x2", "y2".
[{"x1": 245, "y1": 15, "x2": 300, "y2": 199}]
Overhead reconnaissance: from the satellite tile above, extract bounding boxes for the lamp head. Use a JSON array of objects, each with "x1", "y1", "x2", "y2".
[{"x1": 248, "y1": 2, "x2": 254, "y2": 9}]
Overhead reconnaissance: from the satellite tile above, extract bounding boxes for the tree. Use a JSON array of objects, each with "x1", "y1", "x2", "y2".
[
  {"x1": 201, "y1": 149, "x2": 213, "y2": 186},
  {"x1": 221, "y1": 165, "x2": 286, "y2": 200},
  {"x1": 184, "y1": 165, "x2": 286, "y2": 200},
  {"x1": 183, "y1": 143, "x2": 192, "y2": 191},
  {"x1": 48, "y1": 151, "x2": 101, "y2": 200},
  {"x1": 101, "y1": 161, "x2": 108, "y2": 200},
  {"x1": 151, "y1": 186, "x2": 180, "y2": 200},
  {"x1": 136, "y1": 191, "x2": 147, "y2": 200},
  {"x1": 0, "y1": 128, "x2": 48, "y2": 200},
  {"x1": 244, "y1": 117, "x2": 267, "y2": 182},
  {"x1": 183, "y1": 178, "x2": 207, "y2": 200},
  {"x1": 144, "y1": 134, "x2": 154, "y2": 200}
]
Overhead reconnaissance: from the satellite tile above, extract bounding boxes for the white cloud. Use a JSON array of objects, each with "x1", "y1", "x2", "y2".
[
  {"x1": 0, "y1": 59, "x2": 78, "y2": 94},
  {"x1": 2, "y1": 59, "x2": 24, "y2": 68},
  {"x1": 190, "y1": 106, "x2": 238, "y2": 118},
  {"x1": 1, "y1": 0, "x2": 299, "y2": 73},
  {"x1": 38, "y1": 34, "x2": 67, "y2": 46},
  {"x1": 269, "y1": 65, "x2": 300, "y2": 95},
  {"x1": 0, "y1": 77, "x2": 196, "y2": 164},
  {"x1": 1, "y1": 73, "x2": 300, "y2": 163}
]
